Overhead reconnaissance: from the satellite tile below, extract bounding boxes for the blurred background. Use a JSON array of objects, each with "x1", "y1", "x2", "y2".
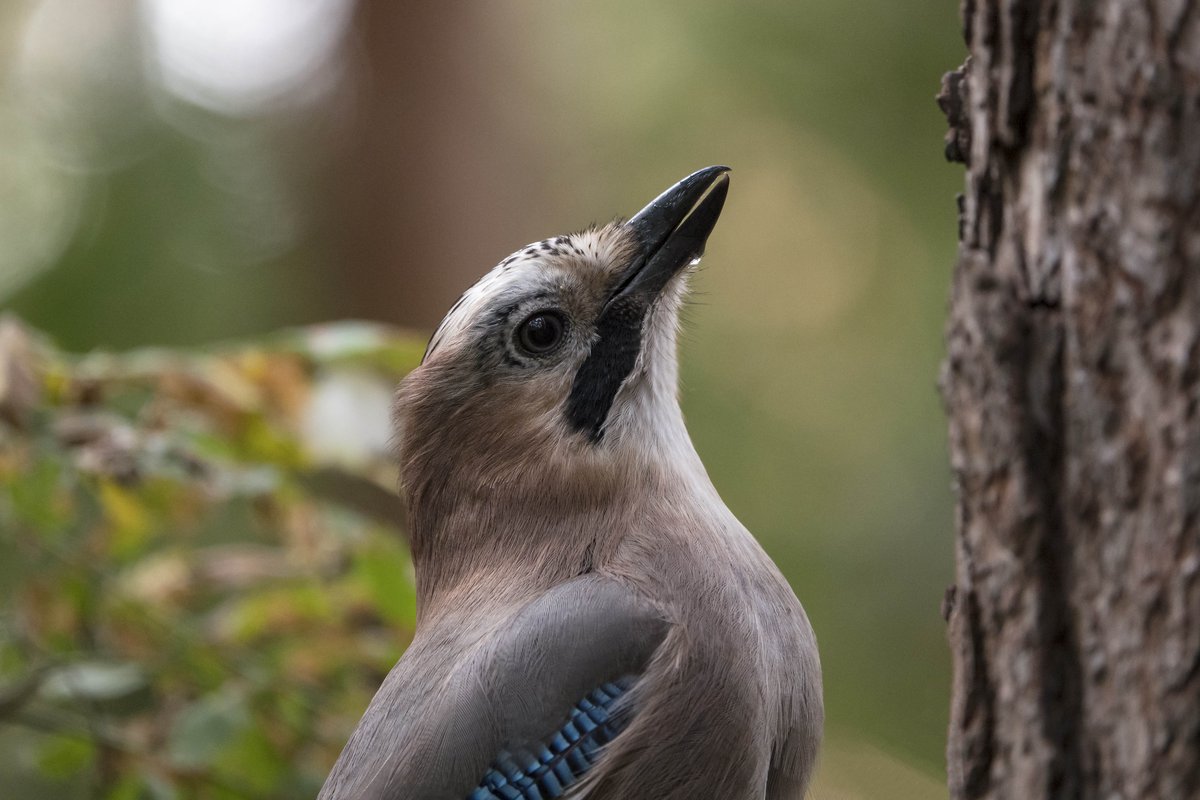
[{"x1": 1, "y1": 0, "x2": 963, "y2": 796}]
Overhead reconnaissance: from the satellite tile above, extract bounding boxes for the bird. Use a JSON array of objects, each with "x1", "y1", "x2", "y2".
[{"x1": 319, "y1": 166, "x2": 823, "y2": 800}]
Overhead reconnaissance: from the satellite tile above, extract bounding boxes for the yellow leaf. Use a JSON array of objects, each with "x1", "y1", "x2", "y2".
[{"x1": 99, "y1": 480, "x2": 150, "y2": 553}]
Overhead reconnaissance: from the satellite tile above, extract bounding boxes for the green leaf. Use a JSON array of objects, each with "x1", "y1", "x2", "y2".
[
  {"x1": 355, "y1": 535, "x2": 416, "y2": 625},
  {"x1": 40, "y1": 661, "x2": 148, "y2": 702},
  {"x1": 167, "y1": 689, "x2": 251, "y2": 770},
  {"x1": 218, "y1": 583, "x2": 332, "y2": 644},
  {"x1": 142, "y1": 772, "x2": 180, "y2": 800},
  {"x1": 104, "y1": 774, "x2": 145, "y2": 800},
  {"x1": 5, "y1": 455, "x2": 69, "y2": 531},
  {"x1": 98, "y1": 480, "x2": 152, "y2": 556},
  {"x1": 37, "y1": 736, "x2": 94, "y2": 780},
  {"x1": 212, "y1": 725, "x2": 286, "y2": 795}
]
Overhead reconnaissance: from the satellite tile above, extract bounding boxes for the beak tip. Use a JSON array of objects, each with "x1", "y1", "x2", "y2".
[
  {"x1": 627, "y1": 165, "x2": 733, "y2": 251},
  {"x1": 683, "y1": 165, "x2": 732, "y2": 192},
  {"x1": 613, "y1": 166, "x2": 732, "y2": 304}
]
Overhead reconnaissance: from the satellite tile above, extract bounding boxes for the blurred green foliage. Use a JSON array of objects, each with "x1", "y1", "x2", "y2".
[{"x1": 0, "y1": 317, "x2": 422, "y2": 798}]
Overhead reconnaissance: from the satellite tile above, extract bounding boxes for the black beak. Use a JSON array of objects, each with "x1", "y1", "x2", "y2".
[
  {"x1": 612, "y1": 165, "x2": 731, "y2": 305},
  {"x1": 567, "y1": 166, "x2": 731, "y2": 443}
]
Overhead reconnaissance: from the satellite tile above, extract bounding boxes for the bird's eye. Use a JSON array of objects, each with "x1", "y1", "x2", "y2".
[{"x1": 516, "y1": 311, "x2": 566, "y2": 355}]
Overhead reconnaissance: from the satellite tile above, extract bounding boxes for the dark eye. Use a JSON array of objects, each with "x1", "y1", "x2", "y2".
[{"x1": 516, "y1": 311, "x2": 566, "y2": 355}]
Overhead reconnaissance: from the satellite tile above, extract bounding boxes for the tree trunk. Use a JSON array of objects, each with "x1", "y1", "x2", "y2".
[
  {"x1": 323, "y1": 1, "x2": 548, "y2": 329},
  {"x1": 939, "y1": 1, "x2": 1200, "y2": 798}
]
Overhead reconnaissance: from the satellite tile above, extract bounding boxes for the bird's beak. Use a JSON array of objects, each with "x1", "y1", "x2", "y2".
[
  {"x1": 612, "y1": 165, "x2": 731, "y2": 306},
  {"x1": 566, "y1": 166, "x2": 731, "y2": 442}
]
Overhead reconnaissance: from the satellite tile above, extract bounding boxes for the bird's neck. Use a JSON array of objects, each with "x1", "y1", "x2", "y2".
[{"x1": 403, "y1": 413, "x2": 713, "y2": 624}]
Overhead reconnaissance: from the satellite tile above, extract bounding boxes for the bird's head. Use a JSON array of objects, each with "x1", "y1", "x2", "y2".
[{"x1": 395, "y1": 166, "x2": 730, "y2": 509}]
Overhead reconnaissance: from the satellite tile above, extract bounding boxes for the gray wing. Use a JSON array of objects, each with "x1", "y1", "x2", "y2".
[{"x1": 319, "y1": 575, "x2": 670, "y2": 800}]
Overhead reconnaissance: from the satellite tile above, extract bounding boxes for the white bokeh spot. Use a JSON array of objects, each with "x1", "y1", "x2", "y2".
[{"x1": 141, "y1": 0, "x2": 353, "y2": 114}]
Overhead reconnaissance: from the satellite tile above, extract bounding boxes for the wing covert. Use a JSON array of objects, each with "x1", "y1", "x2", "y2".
[{"x1": 318, "y1": 576, "x2": 670, "y2": 800}]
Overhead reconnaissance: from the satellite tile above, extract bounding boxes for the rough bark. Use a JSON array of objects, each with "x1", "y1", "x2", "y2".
[{"x1": 939, "y1": 1, "x2": 1200, "y2": 798}]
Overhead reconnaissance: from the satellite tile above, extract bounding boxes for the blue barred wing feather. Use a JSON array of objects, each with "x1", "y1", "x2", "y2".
[{"x1": 468, "y1": 678, "x2": 634, "y2": 800}]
